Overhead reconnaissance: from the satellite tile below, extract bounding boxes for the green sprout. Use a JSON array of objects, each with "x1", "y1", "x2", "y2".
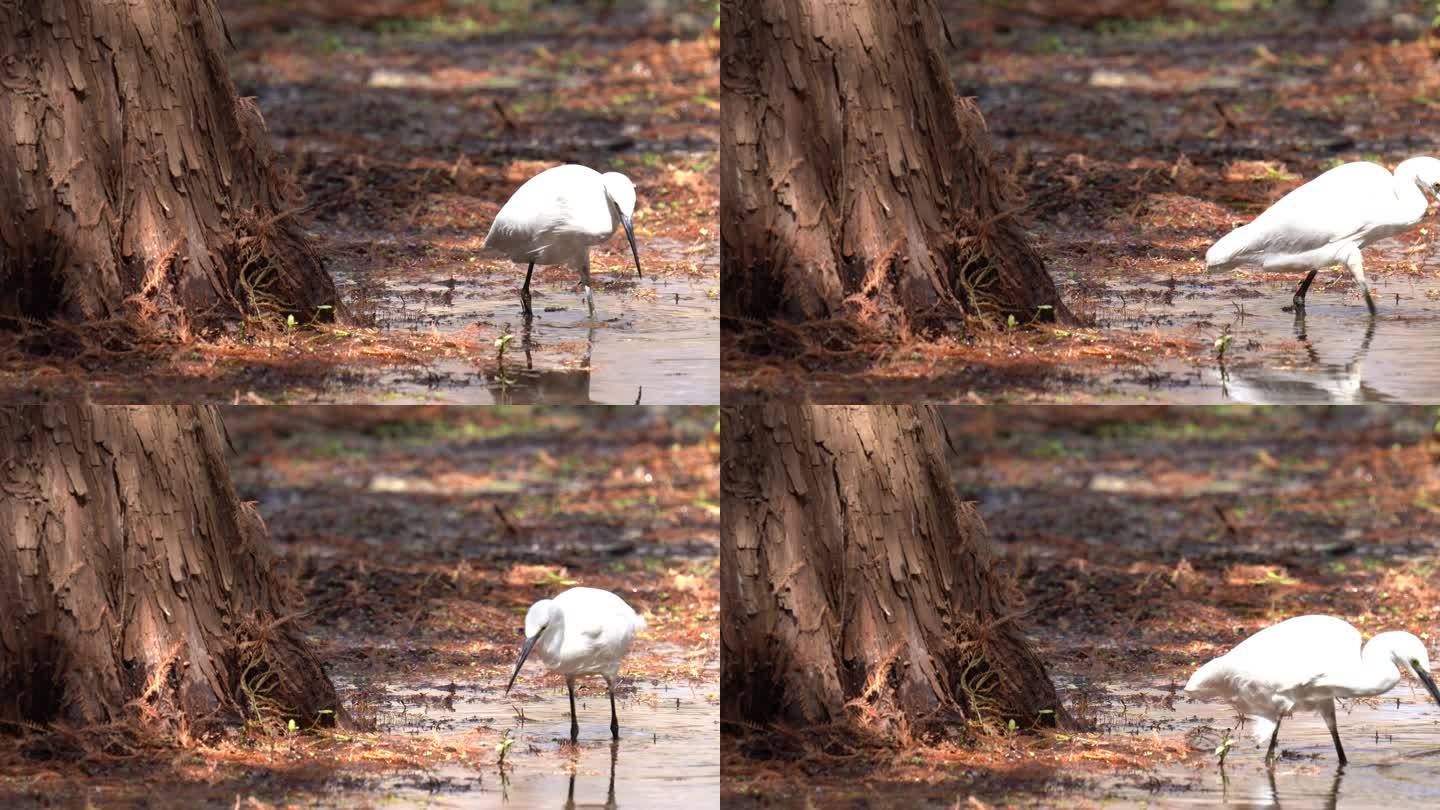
[{"x1": 1215, "y1": 728, "x2": 1233, "y2": 766}]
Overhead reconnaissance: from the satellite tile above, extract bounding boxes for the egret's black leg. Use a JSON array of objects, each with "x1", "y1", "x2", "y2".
[
  {"x1": 567, "y1": 676, "x2": 579, "y2": 742},
  {"x1": 1293, "y1": 268, "x2": 1319, "y2": 309},
  {"x1": 1266, "y1": 716, "x2": 1282, "y2": 766},
  {"x1": 607, "y1": 676, "x2": 619, "y2": 740},
  {"x1": 522, "y1": 262, "x2": 535, "y2": 317},
  {"x1": 1321, "y1": 701, "x2": 1348, "y2": 766},
  {"x1": 1361, "y1": 284, "x2": 1377, "y2": 316}
]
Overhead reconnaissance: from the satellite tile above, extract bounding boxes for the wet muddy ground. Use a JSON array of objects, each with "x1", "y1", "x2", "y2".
[
  {"x1": 0, "y1": 407, "x2": 719, "y2": 808},
  {"x1": 1088, "y1": 683, "x2": 1440, "y2": 808},
  {"x1": 723, "y1": 2, "x2": 1440, "y2": 403},
  {"x1": 725, "y1": 406, "x2": 1440, "y2": 807},
  {"x1": 355, "y1": 265, "x2": 717, "y2": 404},
  {"x1": 0, "y1": 1, "x2": 718, "y2": 404},
  {"x1": 1088, "y1": 272, "x2": 1440, "y2": 404},
  {"x1": 344, "y1": 677, "x2": 718, "y2": 807}
]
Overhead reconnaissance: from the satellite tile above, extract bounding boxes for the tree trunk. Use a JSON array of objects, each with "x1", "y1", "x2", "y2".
[
  {"x1": 720, "y1": 0, "x2": 1071, "y2": 337},
  {"x1": 0, "y1": 0, "x2": 341, "y2": 336},
  {"x1": 721, "y1": 404, "x2": 1066, "y2": 737},
  {"x1": 0, "y1": 405, "x2": 340, "y2": 737}
]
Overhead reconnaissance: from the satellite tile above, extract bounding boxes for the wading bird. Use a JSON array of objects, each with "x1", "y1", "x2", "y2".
[
  {"x1": 505, "y1": 586, "x2": 646, "y2": 741},
  {"x1": 481, "y1": 164, "x2": 643, "y2": 319},
  {"x1": 1205, "y1": 156, "x2": 1440, "y2": 315},
  {"x1": 1185, "y1": 615, "x2": 1440, "y2": 766}
]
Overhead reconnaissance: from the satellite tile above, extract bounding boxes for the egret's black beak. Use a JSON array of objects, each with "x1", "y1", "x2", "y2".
[
  {"x1": 621, "y1": 215, "x2": 642, "y2": 279},
  {"x1": 506, "y1": 635, "x2": 539, "y2": 695},
  {"x1": 1416, "y1": 666, "x2": 1440, "y2": 707}
]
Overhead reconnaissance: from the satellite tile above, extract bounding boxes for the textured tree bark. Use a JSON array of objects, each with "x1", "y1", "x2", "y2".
[
  {"x1": 0, "y1": 405, "x2": 340, "y2": 736},
  {"x1": 0, "y1": 0, "x2": 341, "y2": 335},
  {"x1": 721, "y1": 0, "x2": 1071, "y2": 336},
  {"x1": 721, "y1": 404, "x2": 1066, "y2": 735}
]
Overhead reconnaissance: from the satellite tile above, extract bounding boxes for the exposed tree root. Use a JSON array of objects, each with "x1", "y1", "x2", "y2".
[{"x1": 0, "y1": 315, "x2": 184, "y2": 368}]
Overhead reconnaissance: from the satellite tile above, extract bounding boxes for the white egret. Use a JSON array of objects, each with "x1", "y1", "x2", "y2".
[
  {"x1": 1185, "y1": 615, "x2": 1440, "y2": 765},
  {"x1": 505, "y1": 586, "x2": 646, "y2": 741},
  {"x1": 481, "y1": 164, "x2": 643, "y2": 319},
  {"x1": 1205, "y1": 157, "x2": 1440, "y2": 315}
]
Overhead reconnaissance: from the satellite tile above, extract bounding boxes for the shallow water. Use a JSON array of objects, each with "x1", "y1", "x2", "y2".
[
  {"x1": 1086, "y1": 682, "x2": 1440, "y2": 808},
  {"x1": 333, "y1": 677, "x2": 719, "y2": 809},
  {"x1": 334, "y1": 262, "x2": 718, "y2": 405},
  {"x1": 1082, "y1": 238, "x2": 1440, "y2": 402}
]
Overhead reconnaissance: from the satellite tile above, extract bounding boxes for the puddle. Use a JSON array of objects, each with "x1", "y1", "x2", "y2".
[
  {"x1": 1084, "y1": 251, "x2": 1440, "y2": 402},
  {"x1": 334, "y1": 259, "x2": 718, "y2": 405},
  {"x1": 328, "y1": 676, "x2": 719, "y2": 809},
  {"x1": 1077, "y1": 680, "x2": 1440, "y2": 808}
]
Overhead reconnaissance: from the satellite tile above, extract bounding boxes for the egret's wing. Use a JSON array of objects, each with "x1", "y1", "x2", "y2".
[
  {"x1": 548, "y1": 187, "x2": 614, "y2": 242},
  {"x1": 1243, "y1": 163, "x2": 1397, "y2": 255},
  {"x1": 553, "y1": 588, "x2": 640, "y2": 663},
  {"x1": 482, "y1": 165, "x2": 611, "y2": 255},
  {"x1": 482, "y1": 183, "x2": 567, "y2": 257},
  {"x1": 481, "y1": 208, "x2": 544, "y2": 257},
  {"x1": 1221, "y1": 616, "x2": 1363, "y2": 694},
  {"x1": 570, "y1": 611, "x2": 609, "y2": 641}
]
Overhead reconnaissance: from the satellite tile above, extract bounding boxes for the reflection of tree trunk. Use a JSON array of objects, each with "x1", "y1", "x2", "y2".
[
  {"x1": 721, "y1": 405, "x2": 1067, "y2": 735},
  {"x1": 0, "y1": 1, "x2": 341, "y2": 334},
  {"x1": 0, "y1": 405, "x2": 340, "y2": 734},
  {"x1": 721, "y1": 0, "x2": 1071, "y2": 336}
]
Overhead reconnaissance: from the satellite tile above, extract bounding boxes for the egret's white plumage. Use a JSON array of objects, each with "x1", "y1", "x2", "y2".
[
  {"x1": 1206, "y1": 157, "x2": 1440, "y2": 315},
  {"x1": 1185, "y1": 615, "x2": 1440, "y2": 765},
  {"x1": 481, "y1": 164, "x2": 643, "y2": 318},
  {"x1": 505, "y1": 586, "x2": 646, "y2": 740}
]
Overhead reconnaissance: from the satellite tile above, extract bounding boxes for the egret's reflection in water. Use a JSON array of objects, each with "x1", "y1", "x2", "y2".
[{"x1": 1090, "y1": 682, "x2": 1440, "y2": 808}]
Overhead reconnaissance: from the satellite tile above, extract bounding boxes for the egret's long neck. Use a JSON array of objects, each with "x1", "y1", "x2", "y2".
[
  {"x1": 606, "y1": 198, "x2": 624, "y2": 234},
  {"x1": 1352, "y1": 640, "x2": 1404, "y2": 697},
  {"x1": 537, "y1": 611, "x2": 566, "y2": 663},
  {"x1": 1393, "y1": 161, "x2": 1432, "y2": 224}
]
